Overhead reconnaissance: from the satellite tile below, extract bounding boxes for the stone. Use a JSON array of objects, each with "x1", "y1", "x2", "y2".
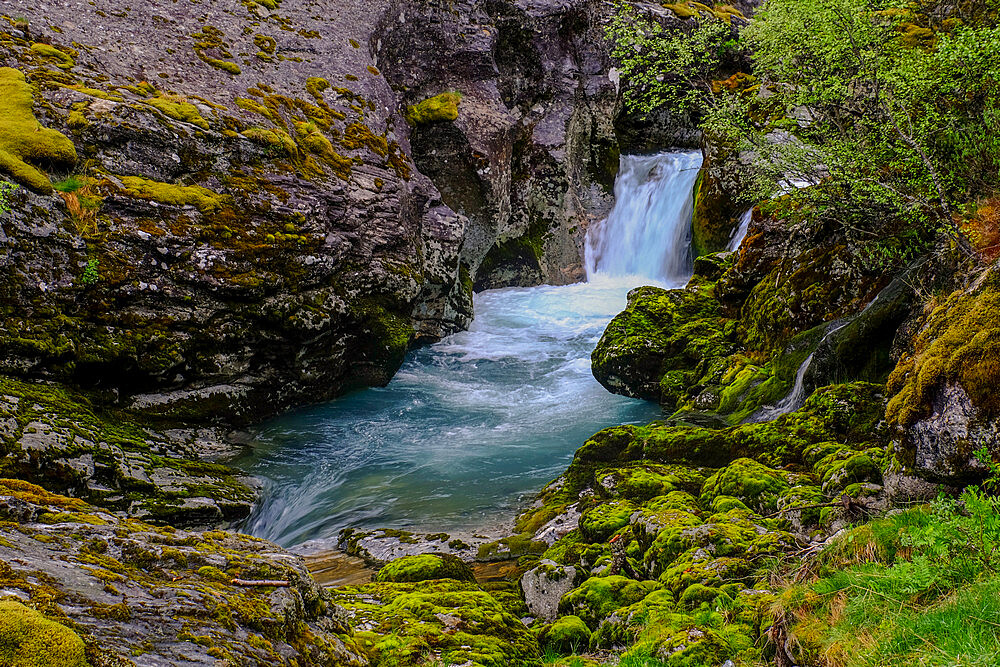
[{"x1": 521, "y1": 560, "x2": 578, "y2": 621}]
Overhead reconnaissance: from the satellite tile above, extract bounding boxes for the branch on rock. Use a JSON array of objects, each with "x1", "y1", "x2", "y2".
[
  {"x1": 230, "y1": 578, "x2": 290, "y2": 587},
  {"x1": 766, "y1": 494, "x2": 871, "y2": 519}
]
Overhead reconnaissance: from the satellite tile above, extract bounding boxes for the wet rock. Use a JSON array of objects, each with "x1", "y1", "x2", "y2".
[
  {"x1": 521, "y1": 560, "x2": 577, "y2": 621},
  {"x1": 0, "y1": 376, "x2": 253, "y2": 528},
  {"x1": 0, "y1": 479, "x2": 368, "y2": 666}
]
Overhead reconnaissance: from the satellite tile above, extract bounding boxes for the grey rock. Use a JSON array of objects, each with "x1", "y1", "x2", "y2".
[{"x1": 521, "y1": 559, "x2": 577, "y2": 621}]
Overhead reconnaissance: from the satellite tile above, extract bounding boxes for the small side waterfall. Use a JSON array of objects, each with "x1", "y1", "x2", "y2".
[
  {"x1": 585, "y1": 151, "x2": 703, "y2": 283},
  {"x1": 746, "y1": 321, "x2": 849, "y2": 423},
  {"x1": 727, "y1": 208, "x2": 754, "y2": 252}
]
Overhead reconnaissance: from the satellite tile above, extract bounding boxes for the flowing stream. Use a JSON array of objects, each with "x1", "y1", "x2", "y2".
[{"x1": 239, "y1": 150, "x2": 703, "y2": 548}]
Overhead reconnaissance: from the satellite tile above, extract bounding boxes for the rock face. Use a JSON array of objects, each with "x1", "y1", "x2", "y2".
[
  {"x1": 0, "y1": 375, "x2": 255, "y2": 528},
  {"x1": 0, "y1": 478, "x2": 368, "y2": 666},
  {"x1": 376, "y1": 0, "x2": 630, "y2": 290},
  {"x1": 886, "y1": 268, "x2": 1000, "y2": 484},
  {"x1": 0, "y1": 0, "x2": 648, "y2": 427},
  {"x1": 1, "y1": 0, "x2": 471, "y2": 425}
]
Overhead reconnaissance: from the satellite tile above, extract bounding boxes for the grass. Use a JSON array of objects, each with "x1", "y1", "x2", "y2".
[{"x1": 778, "y1": 487, "x2": 1000, "y2": 667}]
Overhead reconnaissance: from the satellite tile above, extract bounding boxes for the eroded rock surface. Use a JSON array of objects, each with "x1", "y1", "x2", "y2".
[{"x1": 0, "y1": 478, "x2": 368, "y2": 666}]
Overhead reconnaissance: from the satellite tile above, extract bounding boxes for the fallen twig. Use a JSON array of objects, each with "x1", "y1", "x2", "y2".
[{"x1": 230, "y1": 578, "x2": 290, "y2": 587}]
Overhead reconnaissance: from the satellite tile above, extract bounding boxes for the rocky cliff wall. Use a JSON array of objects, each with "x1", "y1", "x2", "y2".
[{"x1": 0, "y1": 0, "x2": 658, "y2": 425}]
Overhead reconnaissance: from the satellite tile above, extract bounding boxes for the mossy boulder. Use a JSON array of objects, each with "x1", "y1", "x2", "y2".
[
  {"x1": 591, "y1": 284, "x2": 734, "y2": 405},
  {"x1": 405, "y1": 92, "x2": 462, "y2": 125},
  {"x1": 558, "y1": 575, "x2": 659, "y2": 630},
  {"x1": 536, "y1": 614, "x2": 591, "y2": 654},
  {"x1": 0, "y1": 601, "x2": 88, "y2": 667},
  {"x1": 574, "y1": 382, "x2": 886, "y2": 471},
  {"x1": 699, "y1": 457, "x2": 792, "y2": 514},
  {"x1": 596, "y1": 464, "x2": 709, "y2": 501},
  {"x1": 579, "y1": 499, "x2": 638, "y2": 542},
  {"x1": 886, "y1": 268, "x2": 1000, "y2": 483},
  {"x1": 375, "y1": 553, "x2": 476, "y2": 583},
  {"x1": 332, "y1": 580, "x2": 541, "y2": 666}
]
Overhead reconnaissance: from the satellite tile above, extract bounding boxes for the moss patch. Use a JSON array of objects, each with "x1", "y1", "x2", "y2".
[
  {"x1": 0, "y1": 67, "x2": 77, "y2": 193},
  {"x1": 405, "y1": 92, "x2": 462, "y2": 125},
  {"x1": 118, "y1": 175, "x2": 225, "y2": 213},
  {"x1": 375, "y1": 554, "x2": 476, "y2": 583},
  {"x1": 0, "y1": 601, "x2": 88, "y2": 667}
]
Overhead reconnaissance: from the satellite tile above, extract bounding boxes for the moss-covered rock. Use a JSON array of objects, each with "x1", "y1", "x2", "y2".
[
  {"x1": 0, "y1": 600, "x2": 89, "y2": 667},
  {"x1": 405, "y1": 92, "x2": 462, "y2": 125},
  {"x1": 0, "y1": 481, "x2": 367, "y2": 666},
  {"x1": 536, "y1": 614, "x2": 591, "y2": 654},
  {"x1": 699, "y1": 457, "x2": 792, "y2": 514},
  {"x1": 558, "y1": 575, "x2": 658, "y2": 630},
  {"x1": 592, "y1": 284, "x2": 735, "y2": 405},
  {"x1": 886, "y1": 268, "x2": 1000, "y2": 482},
  {"x1": 0, "y1": 67, "x2": 77, "y2": 193},
  {"x1": 332, "y1": 579, "x2": 541, "y2": 666},
  {"x1": 375, "y1": 553, "x2": 476, "y2": 583},
  {"x1": 0, "y1": 377, "x2": 254, "y2": 527},
  {"x1": 579, "y1": 499, "x2": 638, "y2": 542}
]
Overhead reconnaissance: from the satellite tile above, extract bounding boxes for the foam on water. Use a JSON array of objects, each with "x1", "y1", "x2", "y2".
[{"x1": 241, "y1": 152, "x2": 701, "y2": 547}]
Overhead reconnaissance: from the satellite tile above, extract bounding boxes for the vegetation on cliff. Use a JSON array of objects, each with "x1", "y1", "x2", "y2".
[{"x1": 1, "y1": 0, "x2": 999, "y2": 664}]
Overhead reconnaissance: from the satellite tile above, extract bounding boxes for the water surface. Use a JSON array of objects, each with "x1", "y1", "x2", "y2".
[{"x1": 241, "y1": 150, "x2": 701, "y2": 548}]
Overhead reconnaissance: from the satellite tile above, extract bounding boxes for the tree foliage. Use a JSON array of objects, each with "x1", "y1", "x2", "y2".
[{"x1": 607, "y1": 0, "x2": 1000, "y2": 262}]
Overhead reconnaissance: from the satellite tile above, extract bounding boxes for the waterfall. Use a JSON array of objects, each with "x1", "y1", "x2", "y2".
[
  {"x1": 746, "y1": 321, "x2": 849, "y2": 423},
  {"x1": 585, "y1": 151, "x2": 703, "y2": 283},
  {"x1": 727, "y1": 208, "x2": 754, "y2": 252}
]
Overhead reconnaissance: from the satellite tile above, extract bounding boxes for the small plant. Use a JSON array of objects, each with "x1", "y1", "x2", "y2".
[
  {"x1": 0, "y1": 181, "x2": 16, "y2": 214},
  {"x1": 80, "y1": 258, "x2": 99, "y2": 285},
  {"x1": 55, "y1": 176, "x2": 102, "y2": 235},
  {"x1": 53, "y1": 175, "x2": 85, "y2": 193},
  {"x1": 974, "y1": 445, "x2": 1000, "y2": 495}
]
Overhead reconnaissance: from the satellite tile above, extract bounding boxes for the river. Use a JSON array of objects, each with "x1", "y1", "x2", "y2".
[{"x1": 239, "y1": 150, "x2": 702, "y2": 548}]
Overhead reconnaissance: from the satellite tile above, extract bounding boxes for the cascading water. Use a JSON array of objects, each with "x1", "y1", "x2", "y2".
[
  {"x1": 586, "y1": 151, "x2": 703, "y2": 282},
  {"x1": 728, "y1": 208, "x2": 754, "y2": 252},
  {"x1": 746, "y1": 321, "x2": 849, "y2": 423},
  {"x1": 239, "y1": 151, "x2": 702, "y2": 548}
]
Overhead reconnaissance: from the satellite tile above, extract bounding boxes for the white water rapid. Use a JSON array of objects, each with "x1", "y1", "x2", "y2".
[{"x1": 240, "y1": 151, "x2": 702, "y2": 547}]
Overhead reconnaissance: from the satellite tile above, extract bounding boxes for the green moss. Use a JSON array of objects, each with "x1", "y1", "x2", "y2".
[
  {"x1": 143, "y1": 95, "x2": 210, "y2": 130},
  {"x1": 0, "y1": 601, "x2": 88, "y2": 667},
  {"x1": 592, "y1": 284, "x2": 734, "y2": 406},
  {"x1": 404, "y1": 92, "x2": 462, "y2": 125},
  {"x1": 191, "y1": 26, "x2": 241, "y2": 75},
  {"x1": 254, "y1": 34, "x2": 277, "y2": 55},
  {"x1": 597, "y1": 464, "x2": 708, "y2": 501},
  {"x1": 887, "y1": 269, "x2": 1000, "y2": 426},
  {"x1": 332, "y1": 580, "x2": 541, "y2": 666},
  {"x1": 374, "y1": 554, "x2": 476, "y2": 583},
  {"x1": 67, "y1": 111, "x2": 89, "y2": 130},
  {"x1": 305, "y1": 76, "x2": 329, "y2": 99},
  {"x1": 574, "y1": 382, "x2": 885, "y2": 470},
  {"x1": 537, "y1": 615, "x2": 591, "y2": 654},
  {"x1": 699, "y1": 458, "x2": 792, "y2": 514},
  {"x1": 0, "y1": 67, "x2": 77, "y2": 193},
  {"x1": 579, "y1": 499, "x2": 638, "y2": 542},
  {"x1": 558, "y1": 576, "x2": 658, "y2": 630},
  {"x1": 118, "y1": 175, "x2": 224, "y2": 213},
  {"x1": 30, "y1": 43, "x2": 75, "y2": 69}
]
